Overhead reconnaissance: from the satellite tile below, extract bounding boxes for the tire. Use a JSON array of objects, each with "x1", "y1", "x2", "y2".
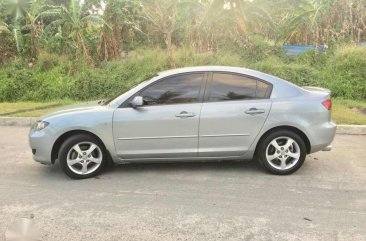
[
  {"x1": 58, "y1": 134, "x2": 108, "y2": 179},
  {"x1": 257, "y1": 129, "x2": 307, "y2": 175}
]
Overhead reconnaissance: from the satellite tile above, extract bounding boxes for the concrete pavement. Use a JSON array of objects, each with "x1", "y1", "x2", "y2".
[{"x1": 0, "y1": 126, "x2": 365, "y2": 241}]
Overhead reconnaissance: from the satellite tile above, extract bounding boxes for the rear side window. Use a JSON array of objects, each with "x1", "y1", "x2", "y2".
[
  {"x1": 256, "y1": 80, "x2": 271, "y2": 98},
  {"x1": 139, "y1": 73, "x2": 204, "y2": 105},
  {"x1": 208, "y1": 73, "x2": 271, "y2": 102}
]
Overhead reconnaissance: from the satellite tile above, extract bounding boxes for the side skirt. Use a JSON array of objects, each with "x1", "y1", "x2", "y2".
[{"x1": 113, "y1": 156, "x2": 254, "y2": 164}]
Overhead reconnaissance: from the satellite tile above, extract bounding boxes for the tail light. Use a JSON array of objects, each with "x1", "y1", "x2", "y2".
[{"x1": 322, "y1": 98, "x2": 332, "y2": 110}]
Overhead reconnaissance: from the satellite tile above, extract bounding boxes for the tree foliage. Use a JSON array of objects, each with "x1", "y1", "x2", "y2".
[{"x1": 0, "y1": 0, "x2": 365, "y2": 63}]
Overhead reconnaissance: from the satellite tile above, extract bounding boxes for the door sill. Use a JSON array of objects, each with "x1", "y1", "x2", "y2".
[{"x1": 116, "y1": 156, "x2": 242, "y2": 163}]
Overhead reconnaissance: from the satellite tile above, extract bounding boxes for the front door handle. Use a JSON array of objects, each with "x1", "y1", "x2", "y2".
[
  {"x1": 245, "y1": 108, "x2": 265, "y2": 115},
  {"x1": 176, "y1": 111, "x2": 196, "y2": 118}
]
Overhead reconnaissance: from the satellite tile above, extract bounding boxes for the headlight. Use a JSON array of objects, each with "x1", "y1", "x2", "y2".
[{"x1": 33, "y1": 121, "x2": 49, "y2": 131}]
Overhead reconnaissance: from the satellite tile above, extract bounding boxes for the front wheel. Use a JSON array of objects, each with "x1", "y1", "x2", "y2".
[
  {"x1": 257, "y1": 130, "x2": 307, "y2": 175},
  {"x1": 58, "y1": 134, "x2": 107, "y2": 179}
]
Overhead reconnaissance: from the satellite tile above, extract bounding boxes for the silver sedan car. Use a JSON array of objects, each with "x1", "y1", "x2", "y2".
[{"x1": 29, "y1": 66, "x2": 336, "y2": 179}]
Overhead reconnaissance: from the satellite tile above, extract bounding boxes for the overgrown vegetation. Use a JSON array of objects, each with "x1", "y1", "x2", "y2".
[
  {"x1": 0, "y1": 0, "x2": 365, "y2": 102},
  {"x1": 0, "y1": 46, "x2": 365, "y2": 101},
  {"x1": 1, "y1": 0, "x2": 366, "y2": 62}
]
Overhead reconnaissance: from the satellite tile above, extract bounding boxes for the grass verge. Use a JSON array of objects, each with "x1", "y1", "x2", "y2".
[
  {"x1": 332, "y1": 99, "x2": 366, "y2": 125},
  {"x1": 0, "y1": 100, "x2": 77, "y2": 117},
  {"x1": 0, "y1": 98, "x2": 365, "y2": 124}
]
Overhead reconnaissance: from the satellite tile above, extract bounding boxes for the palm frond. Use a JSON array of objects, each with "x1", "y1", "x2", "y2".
[
  {"x1": 70, "y1": 0, "x2": 81, "y2": 22},
  {"x1": 0, "y1": 21, "x2": 10, "y2": 33},
  {"x1": 82, "y1": 14, "x2": 110, "y2": 29},
  {"x1": 13, "y1": 26, "x2": 23, "y2": 53},
  {"x1": 36, "y1": 9, "x2": 62, "y2": 19},
  {"x1": 39, "y1": 18, "x2": 66, "y2": 41}
]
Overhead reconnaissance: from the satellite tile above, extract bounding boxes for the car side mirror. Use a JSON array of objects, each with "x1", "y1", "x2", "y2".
[{"x1": 130, "y1": 96, "x2": 144, "y2": 108}]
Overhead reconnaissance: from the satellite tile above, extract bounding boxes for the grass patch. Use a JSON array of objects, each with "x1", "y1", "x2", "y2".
[
  {"x1": 0, "y1": 98, "x2": 365, "y2": 125},
  {"x1": 332, "y1": 99, "x2": 366, "y2": 125},
  {"x1": 0, "y1": 100, "x2": 77, "y2": 117}
]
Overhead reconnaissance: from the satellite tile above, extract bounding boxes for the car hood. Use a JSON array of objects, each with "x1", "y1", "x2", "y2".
[{"x1": 41, "y1": 101, "x2": 101, "y2": 120}]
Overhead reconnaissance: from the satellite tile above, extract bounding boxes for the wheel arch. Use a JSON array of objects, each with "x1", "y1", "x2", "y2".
[
  {"x1": 255, "y1": 125, "x2": 311, "y2": 155},
  {"x1": 51, "y1": 129, "x2": 109, "y2": 164}
]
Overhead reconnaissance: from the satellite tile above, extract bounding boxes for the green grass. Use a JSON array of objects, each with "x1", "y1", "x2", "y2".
[
  {"x1": 332, "y1": 99, "x2": 366, "y2": 125},
  {"x1": 0, "y1": 98, "x2": 365, "y2": 124},
  {"x1": 0, "y1": 100, "x2": 77, "y2": 117}
]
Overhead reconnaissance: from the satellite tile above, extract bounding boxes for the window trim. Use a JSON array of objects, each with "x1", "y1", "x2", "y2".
[
  {"x1": 203, "y1": 71, "x2": 273, "y2": 103},
  {"x1": 119, "y1": 72, "x2": 208, "y2": 108}
]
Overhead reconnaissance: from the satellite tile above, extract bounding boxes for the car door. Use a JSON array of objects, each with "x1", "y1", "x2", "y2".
[
  {"x1": 113, "y1": 72, "x2": 206, "y2": 160},
  {"x1": 198, "y1": 72, "x2": 272, "y2": 157}
]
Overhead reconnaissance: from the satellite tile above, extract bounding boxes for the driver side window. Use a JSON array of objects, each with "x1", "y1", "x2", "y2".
[{"x1": 139, "y1": 73, "x2": 204, "y2": 106}]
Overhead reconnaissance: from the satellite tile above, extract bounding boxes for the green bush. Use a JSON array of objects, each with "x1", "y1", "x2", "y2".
[
  {"x1": 36, "y1": 51, "x2": 69, "y2": 71},
  {"x1": 318, "y1": 46, "x2": 366, "y2": 99},
  {"x1": 0, "y1": 64, "x2": 38, "y2": 101},
  {"x1": 250, "y1": 56, "x2": 318, "y2": 86},
  {"x1": 0, "y1": 46, "x2": 365, "y2": 102},
  {"x1": 239, "y1": 36, "x2": 286, "y2": 63}
]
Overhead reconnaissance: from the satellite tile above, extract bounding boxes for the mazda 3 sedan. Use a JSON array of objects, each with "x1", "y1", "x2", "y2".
[{"x1": 29, "y1": 66, "x2": 336, "y2": 179}]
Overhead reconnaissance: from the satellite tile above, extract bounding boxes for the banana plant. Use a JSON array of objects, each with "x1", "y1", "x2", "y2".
[
  {"x1": 278, "y1": 0, "x2": 330, "y2": 44},
  {"x1": 98, "y1": 0, "x2": 142, "y2": 61},
  {"x1": 38, "y1": 0, "x2": 108, "y2": 60},
  {"x1": 0, "y1": 0, "x2": 33, "y2": 54},
  {"x1": 0, "y1": 21, "x2": 9, "y2": 33}
]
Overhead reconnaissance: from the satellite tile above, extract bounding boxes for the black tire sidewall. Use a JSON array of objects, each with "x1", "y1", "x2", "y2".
[
  {"x1": 58, "y1": 134, "x2": 107, "y2": 179},
  {"x1": 258, "y1": 130, "x2": 306, "y2": 175}
]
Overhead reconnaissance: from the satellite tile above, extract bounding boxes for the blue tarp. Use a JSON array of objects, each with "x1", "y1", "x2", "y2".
[
  {"x1": 283, "y1": 43, "x2": 365, "y2": 56},
  {"x1": 282, "y1": 45, "x2": 326, "y2": 56}
]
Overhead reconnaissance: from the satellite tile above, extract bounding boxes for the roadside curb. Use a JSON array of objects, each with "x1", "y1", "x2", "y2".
[
  {"x1": 336, "y1": 124, "x2": 366, "y2": 135},
  {"x1": 0, "y1": 117, "x2": 365, "y2": 135},
  {"x1": 0, "y1": 117, "x2": 38, "y2": 127}
]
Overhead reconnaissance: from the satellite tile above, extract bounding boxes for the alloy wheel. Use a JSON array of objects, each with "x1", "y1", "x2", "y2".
[
  {"x1": 265, "y1": 136, "x2": 301, "y2": 170},
  {"x1": 66, "y1": 142, "x2": 103, "y2": 175}
]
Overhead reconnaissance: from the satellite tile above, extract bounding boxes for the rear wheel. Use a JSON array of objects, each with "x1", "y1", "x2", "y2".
[
  {"x1": 58, "y1": 134, "x2": 107, "y2": 179},
  {"x1": 257, "y1": 130, "x2": 306, "y2": 175}
]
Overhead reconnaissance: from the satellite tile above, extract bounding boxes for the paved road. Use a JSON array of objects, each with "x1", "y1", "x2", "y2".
[{"x1": 0, "y1": 126, "x2": 365, "y2": 241}]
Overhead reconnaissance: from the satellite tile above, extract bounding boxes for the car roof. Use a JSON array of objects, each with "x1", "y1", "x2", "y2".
[
  {"x1": 158, "y1": 66, "x2": 270, "y2": 80},
  {"x1": 158, "y1": 66, "x2": 304, "y2": 99}
]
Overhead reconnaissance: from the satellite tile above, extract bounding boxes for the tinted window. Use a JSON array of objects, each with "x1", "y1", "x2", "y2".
[
  {"x1": 209, "y1": 73, "x2": 256, "y2": 101},
  {"x1": 208, "y1": 73, "x2": 271, "y2": 101},
  {"x1": 139, "y1": 73, "x2": 204, "y2": 105},
  {"x1": 256, "y1": 80, "x2": 271, "y2": 98}
]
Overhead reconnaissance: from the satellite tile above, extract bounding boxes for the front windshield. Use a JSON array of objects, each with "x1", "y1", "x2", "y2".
[{"x1": 99, "y1": 74, "x2": 158, "y2": 105}]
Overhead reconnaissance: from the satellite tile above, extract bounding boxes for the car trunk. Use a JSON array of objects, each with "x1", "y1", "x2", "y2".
[
  {"x1": 302, "y1": 86, "x2": 332, "y2": 113},
  {"x1": 301, "y1": 86, "x2": 331, "y2": 95},
  {"x1": 301, "y1": 86, "x2": 331, "y2": 96}
]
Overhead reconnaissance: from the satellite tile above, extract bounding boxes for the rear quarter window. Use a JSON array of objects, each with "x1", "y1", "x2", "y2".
[
  {"x1": 256, "y1": 80, "x2": 271, "y2": 98},
  {"x1": 208, "y1": 73, "x2": 272, "y2": 102}
]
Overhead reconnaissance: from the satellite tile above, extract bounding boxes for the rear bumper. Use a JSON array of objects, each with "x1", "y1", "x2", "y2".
[
  {"x1": 322, "y1": 145, "x2": 332, "y2": 151},
  {"x1": 309, "y1": 121, "x2": 337, "y2": 153}
]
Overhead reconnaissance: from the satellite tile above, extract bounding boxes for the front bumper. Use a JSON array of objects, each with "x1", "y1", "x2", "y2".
[{"x1": 29, "y1": 128, "x2": 54, "y2": 165}]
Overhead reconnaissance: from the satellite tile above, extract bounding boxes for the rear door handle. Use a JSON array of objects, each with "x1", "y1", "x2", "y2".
[
  {"x1": 245, "y1": 108, "x2": 265, "y2": 115},
  {"x1": 176, "y1": 111, "x2": 196, "y2": 118}
]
